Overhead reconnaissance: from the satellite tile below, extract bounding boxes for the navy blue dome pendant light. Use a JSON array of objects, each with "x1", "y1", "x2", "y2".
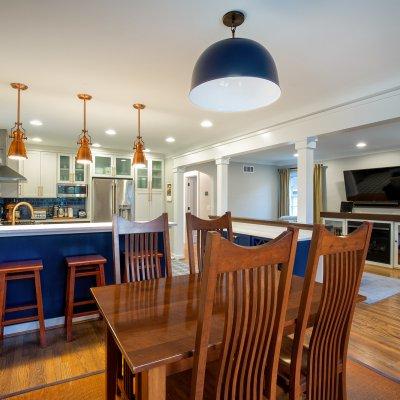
[{"x1": 189, "y1": 11, "x2": 281, "y2": 112}]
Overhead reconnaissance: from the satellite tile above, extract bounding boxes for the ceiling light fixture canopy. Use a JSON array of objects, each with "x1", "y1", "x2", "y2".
[
  {"x1": 189, "y1": 10, "x2": 280, "y2": 112},
  {"x1": 132, "y1": 103, "x2": 146, "y2": 169},
  {"x1": 76, "y1": 94, "x2": 93, "y2": 165},
  {"x1": 8, "y1": 83, "x2": 29, "y2": 160}
]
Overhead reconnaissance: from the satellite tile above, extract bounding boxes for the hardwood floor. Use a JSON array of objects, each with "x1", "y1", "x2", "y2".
[
  {"x1": 0, "y1": 262, "x2": 399, "y2": 398},
  {"x1": 365, "y1": 263, "x2": 400, "y2": 279},
  {"x1": 350, "y1": 292, "x2": 400, "y2": 381},
  {"x1": 6, "y1": 361, "x2": 400, "y2": 400},
  {"x1": 0, "y1": 321, "x2": 104, "y2": 398}
]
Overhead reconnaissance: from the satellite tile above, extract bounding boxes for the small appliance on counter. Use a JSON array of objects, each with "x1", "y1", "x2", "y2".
[
  {"x1": 32, "y1": 209, "x2": 47, "y2": 220},
  {"x1": 78, "y1": 209, "x2": 87, "y2": 219}
]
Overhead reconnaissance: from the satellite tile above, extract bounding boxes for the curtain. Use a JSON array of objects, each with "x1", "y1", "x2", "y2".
[
  {"x1": 278, "y1": 168, "x2": 290, "y2": 217},
  {"x1": 314, "y1": 164, "x2": 325, "y2": 223}
]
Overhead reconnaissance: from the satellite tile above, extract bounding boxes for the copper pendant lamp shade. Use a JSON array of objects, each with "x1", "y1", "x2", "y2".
[
  {"x1": 8, "y1": 83, "x2": 29, "y2": 160},
  {"x1": 76, "y1": 94, "x2": 93, "y2": 165},
  {"x1": 132, "y1": 103, "x2": 146, "y2": 169}
]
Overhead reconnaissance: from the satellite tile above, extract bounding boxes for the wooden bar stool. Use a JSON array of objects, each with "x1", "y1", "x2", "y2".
[
  {"x1": 65, "y1": 254, "x2": 106, "y2": 342},
  {"x1": 0, "y1": 259, "x2": 46, "y2": 347}
]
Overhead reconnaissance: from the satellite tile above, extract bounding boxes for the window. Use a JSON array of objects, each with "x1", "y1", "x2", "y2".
[{"x1": 289, "y1": 169, "x2": 298, "y2": 217}]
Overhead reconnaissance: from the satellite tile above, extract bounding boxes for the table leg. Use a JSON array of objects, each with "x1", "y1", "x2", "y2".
[
  {"x1": 106, "y1": 327, "x2": 120, "y2": 400},
  {"x1": 139, "y1": 365, "x2": 166, "y2": 400}
]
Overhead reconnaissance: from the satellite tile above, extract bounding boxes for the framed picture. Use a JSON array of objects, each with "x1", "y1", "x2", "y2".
[{"x1": 166, "y1": 183, "x2": 172, "y2": 202}]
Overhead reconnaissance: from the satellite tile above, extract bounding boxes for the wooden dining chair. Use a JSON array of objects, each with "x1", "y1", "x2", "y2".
[
  {"x1": 111, "y1": 213, "x2": 172, "y2": 399},
  {"x1": 186, "y1": 212, "x2": 233, "y2": 274},
  {"x1": 167, "y1": 227, "x2": 299, "y2": 400},
  {"x1": 278, "y1": 222, "x2": 372, "y2": 400},
  {"x1": 112, "y1": 213, "x2": 172, "y2": 284}
]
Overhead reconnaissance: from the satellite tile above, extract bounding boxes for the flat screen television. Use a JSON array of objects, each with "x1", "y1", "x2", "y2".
[{"x1": 343, "y1": 166, "x2": 400, "y2": 203}]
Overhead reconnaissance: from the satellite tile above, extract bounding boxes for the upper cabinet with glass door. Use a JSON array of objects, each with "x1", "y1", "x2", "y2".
[
  {"x1": 92, "y1": 154, "x2": 132, "y2": 178},
  {"x1": 135, "y1": 159, "x2": 163, "y2": 192},
  {"x1": 58, "y1": 154, "x2": 87, "y2": 183}
]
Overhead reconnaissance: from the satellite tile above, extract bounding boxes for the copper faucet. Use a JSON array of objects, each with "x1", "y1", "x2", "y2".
[{"x1": 12, "y1": 202, "x2": 34, "y2": 225}]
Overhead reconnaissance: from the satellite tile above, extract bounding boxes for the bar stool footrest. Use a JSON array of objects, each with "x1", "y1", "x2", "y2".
[
  {"x1": 73, "y1": 299, "x2": 96, "y2": 307},
  {"x1": 5, "y1": 303, "x2": 38, "y2": 313},
  {"x1": 3, "y1": 315, "x2": 39, "y2": 326},
  {"x1": 73, "y1": 310, "x2": 99, "y2": 318}
]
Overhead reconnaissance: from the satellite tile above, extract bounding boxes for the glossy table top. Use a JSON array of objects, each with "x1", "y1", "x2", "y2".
[{"x1": 92, "y1": 273, "x2": 332, "y2": 374}]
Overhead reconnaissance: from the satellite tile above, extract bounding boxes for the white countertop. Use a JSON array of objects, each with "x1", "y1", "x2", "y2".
[
  {"x1": 0, "y1": 221, "x2": 176, "y2": 237},
  {"x1": 232, "y1": 222, "x2": 312, "y2": 241}
]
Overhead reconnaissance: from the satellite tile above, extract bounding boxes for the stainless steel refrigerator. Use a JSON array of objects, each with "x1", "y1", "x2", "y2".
[{"x1": 92, "y1": 178, "x2": 134, "y2": 222}]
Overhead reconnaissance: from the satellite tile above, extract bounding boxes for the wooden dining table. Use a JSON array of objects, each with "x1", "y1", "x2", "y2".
[{"x1": 91, "y1": 273, "x2": 364, "y2": 400}]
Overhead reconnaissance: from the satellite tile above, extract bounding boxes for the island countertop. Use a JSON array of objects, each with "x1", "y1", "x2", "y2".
[
  {"x1": 0, "y1": 221, "x2": 177, "y2": 237},
  {"x1": 232, "y1": 221, "x2": 312, "y2": 241}
]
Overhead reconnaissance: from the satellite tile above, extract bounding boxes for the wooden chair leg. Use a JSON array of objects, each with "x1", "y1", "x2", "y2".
[
  {"x1": 66, "y1": 266, "x2": 76, "y2": 342},
  {"x1": 34, "y1": 270, "x2": 46, "y2": 347},
  {"x1": 0, "y1": 273, "x2": 6, "y2": 341},
  {"x1": 99, "y1": 264, "x2": 106, "y2": 286}
]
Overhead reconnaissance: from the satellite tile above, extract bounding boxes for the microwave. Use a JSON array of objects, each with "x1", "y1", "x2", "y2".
[{"x1": 57, "y1": 183, "x2": 88, "y2": 198}]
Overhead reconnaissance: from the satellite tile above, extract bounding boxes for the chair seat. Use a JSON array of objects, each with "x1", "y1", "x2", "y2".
[
  {"x1": 278, "y1": 336, "x2": 308, "y2": 390},
  {"x1": 166, "y1": 361, "x2": 220, "y2": 400},
  {"x1": 66, "y1": 254, "x2": 106, "y2": 267},
  {"x1": 0, "y1": 259, "x2": 43, "y2": 274},
  {"x1": 167, "y1": 360, "x2": 283, "y2": 400}
]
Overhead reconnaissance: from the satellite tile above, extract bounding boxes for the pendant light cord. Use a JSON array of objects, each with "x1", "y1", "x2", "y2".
[
  {"x1": 83, "y1": 98, "x2": 87, "y2": 132},
  {"x1": 16, "y1": 87, "x2": 21, "y2": 126},
  {"x1": 137, "y1": 108, "x2": 142, "y2": 140}
]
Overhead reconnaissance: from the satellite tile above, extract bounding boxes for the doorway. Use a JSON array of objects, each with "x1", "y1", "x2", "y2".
[{"x1": 185, "y1": 175, "x2": 198, "y2": 215}]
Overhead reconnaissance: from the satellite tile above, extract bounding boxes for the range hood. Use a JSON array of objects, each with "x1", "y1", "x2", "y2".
[{"x1": 0, "y1": 129, "x2": 27, "y2": 182}]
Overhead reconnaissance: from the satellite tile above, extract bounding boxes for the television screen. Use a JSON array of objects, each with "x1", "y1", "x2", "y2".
[{"x1": 343, "y1": 166, "x2": 400, "y2": 202}]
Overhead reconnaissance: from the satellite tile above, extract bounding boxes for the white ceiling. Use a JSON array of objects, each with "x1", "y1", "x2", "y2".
[
  {"x1": 231, "y1": 119, "x2": 400, "y2": 165},
  {"x1": 0, "y1": 0, "x2": 399, "y2": 155}
]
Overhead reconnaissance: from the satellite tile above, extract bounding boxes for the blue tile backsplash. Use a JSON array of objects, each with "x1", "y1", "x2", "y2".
[{"x1": 0, "y1": 197, "x2": 86, "y2": 219}]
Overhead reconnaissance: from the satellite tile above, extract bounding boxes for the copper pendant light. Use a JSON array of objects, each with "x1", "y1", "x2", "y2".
[
  {"x1": 76, "y1": 94, "x2": 93, "y2": 165},
  {"x1": 132, "y1": 103, "x2": 146, "y2": 169},
  {"x1": 8, "y1": 83, "x2": 29, "y2": 160}
]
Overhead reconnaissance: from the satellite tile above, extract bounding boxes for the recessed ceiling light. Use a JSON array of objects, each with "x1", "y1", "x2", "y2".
[
  {"x1": 166, "y1": 137, "x2": 175, "y2": 143},
  {"x1": 31, "y1": 137, "x2": 43, "y2": 142},
  {"x1": 356, "y1": 142, "x2": 367, "y2": 148},
  {"x1": 105, "y1": 129, "x2": 116, "y2": 135},
  {"x1": 30, "y1": 120, "x2": 43, "y2": 126},
  {"x1": 92, "y1": 143, "x2": 101, "y2": 148},
  {"x1": 200, "y1": 120, "x2": 213, "y2": 128},
  {"x1": 293, "y1": 153, "x2": 299, "y2": 157},
  {"x1": 143, "y1": 148, "x2": 151, "y2": 153}
]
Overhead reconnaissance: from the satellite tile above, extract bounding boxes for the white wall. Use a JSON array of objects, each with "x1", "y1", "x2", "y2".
[
  {"x1": 325, "y1": 150, "x2": 400, "y2": 212},
  {"x1": 228, "y1": 162, "x2": 279, "y2": 220}
]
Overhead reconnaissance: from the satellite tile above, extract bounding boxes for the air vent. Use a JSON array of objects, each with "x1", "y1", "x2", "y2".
[{"x1": 243, "y1": 165, "x2": 254, "y2": 174}]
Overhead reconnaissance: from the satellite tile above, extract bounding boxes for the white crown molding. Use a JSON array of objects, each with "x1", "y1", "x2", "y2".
[{"x1": 172, "y1": 86, "x2": 400, "y2": 168}]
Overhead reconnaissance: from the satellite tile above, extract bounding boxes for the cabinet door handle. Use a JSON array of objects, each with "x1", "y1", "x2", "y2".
[{"x1": 18, "y1": 184, "x2": 22, "y2": 196}]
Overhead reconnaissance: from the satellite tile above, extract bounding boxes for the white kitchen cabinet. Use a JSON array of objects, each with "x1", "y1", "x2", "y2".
[
  {"x1": 19, "y1": 150, "x2": 57, "y2": 198},
  {"x1": 134, "y1": 159, "x2": 164, "y2": 220},
  {"x1": 92, "y1": 154, "x2": 132, "y2": 178},
  {"x1": 58, "y1": 154, "x2": 87, "y2": 183},
  {"x1": 134, "y1": 191, "x2": 165, "y2": 221},
  {"x1": 394, "y1": 223, "x2": 400, "y2": 269}
]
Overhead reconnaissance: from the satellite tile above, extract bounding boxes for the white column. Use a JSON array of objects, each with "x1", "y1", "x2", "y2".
[
  {"x1": 173, "y1": 166, "x2": 185, "y2": 259},
  {"x1": 215, "y1": 157, "x2": 230, "y2": 215},
  {"x1": 295, "y1": 139, "x2": 316, "y2": 223}
]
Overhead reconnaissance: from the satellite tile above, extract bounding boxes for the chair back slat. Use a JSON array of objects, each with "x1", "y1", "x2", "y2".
[
  {"x1": 190, "y1": 227, "x2": 299, "y2": 400},
  {"x1": 186, "y1": 212, "x2": 234, "y2": 274},
  {"x1": 112, "y1": 213, "x2": 172, "y2": 283},
  {"x1": 289, "y1": 222, "x2": 372, "y2": 400}
]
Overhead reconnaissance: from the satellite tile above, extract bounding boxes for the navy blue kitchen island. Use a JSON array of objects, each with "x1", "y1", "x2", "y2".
[{"x1": 0, "y1": 220, "x2": 311, "y2": 336}]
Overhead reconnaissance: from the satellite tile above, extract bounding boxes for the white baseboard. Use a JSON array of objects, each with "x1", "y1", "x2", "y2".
[
  {"x1": 172, "y1": 253, "x2": 185, "y2": 260},
  {"x1": 4, "y1": 313, "x2": 100, "y2": 337}
]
